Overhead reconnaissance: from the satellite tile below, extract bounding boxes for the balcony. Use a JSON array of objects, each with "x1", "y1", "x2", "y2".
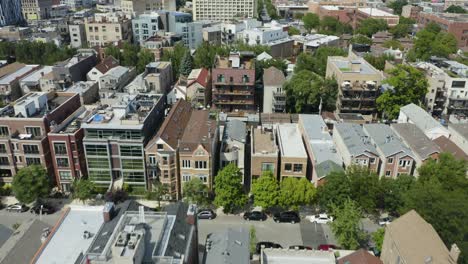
[
  {"x1": 214, "y1": 99, "x2": 255, "y2": 105},
  {"x1": 214, "y1": 89, "x2": 253, "y2": 95}
]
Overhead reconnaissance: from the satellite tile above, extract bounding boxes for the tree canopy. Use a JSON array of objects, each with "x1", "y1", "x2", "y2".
[
  {"x1": 376, "y1": 64, "x2": 428, "y2": 119},
  {"x1": 214, "y1": 164, "x2": 247, "y2": 213},
  {"x1": 179, "y1": 49, "x2": 193, "y2": 77},
  {"x1": 330, "y1": 199, "x2": 366, "y2": 249},
  {"x1": 318, "y1": 16, "x2": 353, "y2": 35},
  {"x1": 251, "y1": 171, "x2": 280, "y2": 209},
  {"x1": 382, "y1": 39, "x2": 404, "y2": 50},
  {"x1": 2, "y1": 41, "x2": 76, "y2": 65},
  {"x1": 278, "y1": 177, "x2": 316, "y2": 210},
  {"x1": 72, "y1": 179, "x2": 96, "y2": 203},
  {"x1": 363, "y1": 53, "x2": 393, "y2": 71},
  {"x1": 387, "y1": 0, "x2": 408, "y2": 15},
  {"x1": 408, "y1": 22, "x2": 457, "y2": 61},
  {"x1": 161, "y1": 42, "x2": 189, "y2": 79},
  {"x1": 445, "y1": 5, "x2": 467, "y2": 13},
  {"x1": 145, "y1": 181, "x2": 169, "y2": 208},
  {"x1": 356, "y1": 18, "x2": 388, "y2": 37},
  {"x1": 287, "y1": 26, "x2": 301, "y2": 36},
  {"x1": 302, "y1": 13, "x2": 320, "y2": 32},
  {"x1": 294, "y1": 46, "x2": 347, "y2": 76},
  {"x1": 12, "y1": 166, "x2": 51, "y2": 204},
  {"x1": 350, "y1": 34, "x2": 373, "y2": 45},
  {"x1": 183, "y1": 178, "x2": 209, "y2": 206}
]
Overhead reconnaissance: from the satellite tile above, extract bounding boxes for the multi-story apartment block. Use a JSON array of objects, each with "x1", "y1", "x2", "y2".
[
  {"x1": 298, "y1": 115, "x2": 343, "y2": 186},
  {"x1": 0, "y1": 64, "x2": 41, "y2": 101},
  {"x1": 251, "y1": 127, "x2": 279, "y2": 182},
  {"x1": 132, "y1": 12, "x2": 162, "y2": 44},
  {"x1": 401, "y1": 5, "x2": 423, "y2": 20},
  {"x1": 0, "y1": 26, "x2": 32, "y2": 41},
  {"x1": 192, "y1": 0, "x2": 257, "y2": 21},
  {"x1": 212, "y1": 52, "x2": 256, "y2": 112},
  {"x1": 82, "y1": 93, "x2": 166, "y2": 191},
  {"x1": 179, "y1": 110, "x2": 218, "y2": 193},
  {"x1": 398, "y1": 103, "x2": 450, "y2": 140},
  {"x1": 448, "y1": 123, "x2": 468, "y2": 155},
  {"x1": 391, "y1": 123, "x2": 440, "y2": 174},
  {"x1": 0, "y1": 0, "x2": 24, "y2": 26},
  {"x1": 276, "y1": 123, "x2": 308, "y2": 180},
  {"x1": 220, "y1": 120, "x2": 247, "y2": 183},
  {"x1": 363, "y1": 124, "x2": 415, "y2": 178},
  {"x1": 121, "y1": 0, "x2": 175, "y2": 16},
  {"x1": 203, "y1": 26, "x2": 222, "y2": 45},
  {"x1": 61, "y1": 0, "x2": 93, "y2": 10},
  {"x1": 145, "y1": 99, "x2": 192, "y2": 200},
  {"x1": 87, "y1": 56, "x2": 120, "y2": 82},
  {"x1": 418, "y1": 12, "x2": 468, "y2": 48},
  {"x1": 333, "y1": 123, "x2": 380, "y2": 172},
  {"x1": 221, "y1": 18, "x2": 261, "y2": 44},
  {"x1": 355, "y1": 8, "x2": 400, "y2": 27},
  {"x1": 263, "y1": 66, "x2": 286, "y2": 113},
  {"x1": 326, "y1": 53, "x2": 384, "y2": 116},
  {"x1": 69, "y1": 22, "x2": 87, "y2": 48},
  {"x1": 241, "y1": 23, "x2": 289, "y2": 46},
  {"x1": 21, "y1": 0, "x2": 53, "y2": 21},
  {"x1": 158, "y1": 11, "x2": 203, "y2": 49},
  {"x1": 84, "y1": 12, "x2": 132, "y2": 47},
  {"x1": 98, "y1": 66, "x2": 135, "y2": 93},
  {"x1": 125, "y1": 62, "x2": 173, "y2": 94},
  {"x1": 0, "y1": 92, "x2": 81, "y2": 183}
]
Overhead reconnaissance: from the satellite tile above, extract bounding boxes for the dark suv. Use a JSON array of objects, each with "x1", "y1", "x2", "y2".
[
  {"x1": 243, "y1": 211, "x2": 267, "y2": 221},
  {"x1": 30, "y1": 204, "x2": 55, "y2": 215},
  {"x1": 273, "y1": 211, "x2": 300, "y2": 223},
  {"x1": 256, "y1": 242, "x2": 282, "y2": 254}
]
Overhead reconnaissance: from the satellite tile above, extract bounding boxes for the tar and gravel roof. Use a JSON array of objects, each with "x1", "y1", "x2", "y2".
[
  {"x1": 204, "y1": 228, "x2": 250, "y2": 264},
  {"x1": 334, "y1": 123, "x2": 378, "y2": 156},
  {"x1": 224, "y1": 119, "x2": 247, "y2": 143},
  {"x1": 276, "y1": 123, "x2": 307, "y2": 158}
]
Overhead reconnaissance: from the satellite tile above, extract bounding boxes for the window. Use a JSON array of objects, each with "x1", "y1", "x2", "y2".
[
  {"x1": 217, "y1": 74, "x2": 225, "y2": 82},
  {"x1": 261, "y1": 163, "x2": 274, "y2": 172},
  {"x1": 54, "y1": 142, "x2": 67, "y2": 155},
  {"x1": 243, "y1": 74, "x2": 249, "y2": 83},
  {"x1": 59, "y1": 171, "x2": 72, "y2": 181},
  {"x1": 0, "y1": 144, "x2": 6, "y2": 153},
  {"x1": 195, "y1": 161, "x2": 207, "y2": 169},
  {"x1": 182, "y1": 160, "x2": 191, "y2": 168},
  {"x1": 0, "y1": 126, "x2": 9, "y2": 136},
  {"x1": 120, "y1": 145, "x2": 142, "y2": 157},
  {"x1": 369, "y1": 158, "x2": 375, "y2": 164},
  {"x1": 23, "y1": 144, "x2": 39, "y2": 154},
  {"x1": 182, "y1": 174, "x2": 191, "y2": 182},
  {"x1": 26, "y1": 127, "x2": 41, "y2": 137},
  {"x1": 85, "y1": 145, "x2": 108, "y2": 156},
  {"x1": 0, "y1": 157, "x2": 9, "y2": 165},
  {"x1": 26, "y1": 157, "x2": 41, "y2": 165},
  {"x1": 198, "y1": 175, "x2": 208, "y2": 183},
  {"x1": 149, "y1": 155, "x2": 156, "y2": 165},
  {"x1": 115, "y1": 27, "x2": 120, "y2": 32},
  {"x1": 293, "y1": 164, "x2": 303, "y2": 173},
  {"x1": 284, "y1": 163, "x2": 292, "y2": 171},
  {"x1": 157, "y1": 144, "x2": 164, "y2": 150},
  {"x1": 385, "y1": 170, "x2": 391, "y2": 177},
  {"x1": 399, "y1": 159, "x2": 411, "y2": 167},
  {"x1": 387, "y1": 157, "x2": 393, "y2": 164},
  {"x1": 56, "y1": 158, "x2": 69, "y2": 168},
  {"x1": 121, "y1": 159, "x2": 144, "y2": 170}
]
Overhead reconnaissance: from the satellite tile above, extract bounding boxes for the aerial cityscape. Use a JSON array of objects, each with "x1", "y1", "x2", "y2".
[{"x1": 0, "y1": 0, "x2": 466, "y2": 263}]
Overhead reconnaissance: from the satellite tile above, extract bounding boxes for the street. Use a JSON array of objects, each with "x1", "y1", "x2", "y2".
[{"x1": 0, "y1": 207, "x2": 62, "y2": 230}]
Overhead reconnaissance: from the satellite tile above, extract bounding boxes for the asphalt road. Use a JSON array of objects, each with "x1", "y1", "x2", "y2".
[{"x1": 0, "y1": 207, "x2": 62, "y2": 230}]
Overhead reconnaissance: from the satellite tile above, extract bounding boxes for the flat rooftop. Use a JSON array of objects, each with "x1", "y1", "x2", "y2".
[
  {"x1": 276, "y1": 123, "x2": 307, "y2": 158},
  {"x1": 358, "y1": 7, "x2": 398, "y2": 17},
  {"x1": 34, "y1": 206, "x2": 105, "y2": 264},
  {"x1": 391, "y1": 123, "x2": 440, "y2": 160},
  {"x1": 328, "y1": 56, "x2": 381, "y2": 76},
  {"x1": 20, "y1": 66, "x2": 53, "y2": 83},
  {"x1": 252, "y1": 128, "x2": 277, "y2": 155},
  {"x1": 261, "y1": 248, "x2": 336, "y2": 264},
  {"x1": 0, "y1": 65, "x2": 38, "y2": 85}
]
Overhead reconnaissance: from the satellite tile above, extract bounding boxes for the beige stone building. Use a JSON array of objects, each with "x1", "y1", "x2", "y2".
[
  {"x1": 145, "y1": 99, "x2": 192, "y2": 200},
  {"x1": 21, "y1": 0, "x2": 53, "y2": 21},
  {"x1": 84, "y1": 12, "x2": 132, "y2": 47},
  {"x1": 121, "y1": 0, "x2": 176, "y2": 16},
  {"x1": 276, "y1": 123, "x2": 308, "y2": 180},
  {"x1": 251, "y1": 127, "x2": 279, "y2": 182}
]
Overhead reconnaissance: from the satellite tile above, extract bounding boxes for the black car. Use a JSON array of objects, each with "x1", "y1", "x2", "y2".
[
  {"x1": 289, "y1": 245, "x2": 313, "y2": 250},
  {"x1": 243, "y1": 211, "x2": 267, "y2": 221},
  {"x1": 273, "y1": 211, "x2": 300, "y2": 223},
  {"x1": 197, "y1": 209, "x2": 216, "y2": 220},
  {"x1": 30, "y1": 204, "x2": 55, "y2": 215},
  {"x1": 256, "y1": 241, "x2": 282, "y2": 254}
]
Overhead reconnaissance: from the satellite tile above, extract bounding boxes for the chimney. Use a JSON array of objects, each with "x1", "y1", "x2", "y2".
[
  {"x1": 103, "y1": 202, "x2": 115, "y2": 222},
  {"x1": 450, "y1": 244, "x2": 460, "y2": 263},
  {"x1": 186, "y1": 204, "x2": 197, "y2": 225}
]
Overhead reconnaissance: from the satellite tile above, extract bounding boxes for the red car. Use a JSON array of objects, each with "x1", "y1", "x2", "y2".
[{"x1": 317, "y1": 244, "x2": 338, "y2": 250}]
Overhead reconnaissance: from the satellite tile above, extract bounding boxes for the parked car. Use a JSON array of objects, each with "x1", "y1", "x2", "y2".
[
  {"x1": 289, "y1": 245, "x2": 313, "y2": 250},
  {"x1": 256, "y1": 241, "x2": 282, "y2": 254},
  {"x1": 378, "y1": 216, "x2": 392, "y2": 226},
  {"x1": 243, "y1": 211, "x2": 267, "y2": 221},
  {"x1": 309, "y1": 213, "x2": 333, "y2": 224},
  {"x1": 6, "y1": 203, "x2": 29, "y2": 213},
  {"x1": 197, "y1": 209, "x2": 216, "y2": 220},
  {"x1": 273, "y1": 211, "x2": 300, "y2": 223},
  {"x1": 30, "y1": 204, "x2": 55, "y2": 215},
  {"x1": 317, "y1": 244, "x2": 338, "y2": 251}
]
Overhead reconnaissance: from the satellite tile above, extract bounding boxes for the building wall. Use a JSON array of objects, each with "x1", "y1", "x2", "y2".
[
  {"x1": 0, "y1": 0, "x2": 24, "y2": 26},
  {"x1": 355, "y1": 9, "x2": 399, "y2": 27},
  {"x1": 251, "y1": 155, "x2": 278, "y2": 179},
  {"x1": 179, "y1": 146, "x2": 213, "y2": 192},
  {"x1": 380, "y1": 154, "x2": 414, "y2": 178},
  {"x1": 192, "y1": 0, "x2": 256, "y2": 21},
  {"x1": 448, "y1": 126, "x2": 468, "y2": 154},
  {"x1": 132, "y1": 13, "x2": 161, "y2": 44},
  {"x1": 211, "y1": 68, "x2": 256, "y2": 112},
  {"x1": 279, "y1": 156, "x2": 308, "y2": 179},
  {"x1": 21, "y1": 0, "x2": 54, "y2": 21},
  {"x1": 85, "y1": 19, "x2": 132, "y2": 47},
  {"x1": 69, "y1": 23, "x2": 86, "y2": 48},
  {"x1": 418, "y1": 12, "x2": 468, "y2": 48},
  {"x1": 145, "y1": 140, "x2": 179, "y2": 199}
]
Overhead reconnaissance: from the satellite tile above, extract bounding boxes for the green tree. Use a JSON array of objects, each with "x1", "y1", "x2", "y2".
[
  {"x1": 387, "y1": 0, "x2": 408, "y2": 15},
  {"x1": 377, "y1": 64, "x2": 428, "y2": 119},
  {"x1": 288, "y1": 26, "x2": 301, "y2": 36},
  {"x1": 312, "y1": 46, "x2": 347, "y2": 76},
  {"x1": 372, "y1": 228, "x2": 385, "y2": 252},
  {"x1": 183, "y1": 178, "x2": 209, "y2": 206},
  {"x1": 330, "y1": 199, "x2": 366, "y2": 249},
  {"x1": 347, "y1": 167, "x2": 381, "y2": 214},
  {"x1": 409, "y1": 22, "x2": 457, "y2": 61},
  {"x1": 445, "y1": 5, "x2": 467, "y2": 13},
  {"x1": 249, "y1": 225, "x2": 257, "y2": 254},
  {"x1": 179, "y1": 49, "x2": 193, "y2": 77},
  {"x1": 121, "y1": 43, "x2": 140, "y2": 67},
  {"x1": 162, "y1": 42, "x2": 188, "y2": 79},
  {"x1": 302, "y1": 13, "x2": 320, "y2": 32},
  {"x1": 71, "y1": 179, "x2": 96, "y2": 204},
  {"x1": 12, "y1": 165, "x2": 51, "y2": 204},
  {"x1": 356, "y1": 18, "x2": 388, "y2": 37},
  {"x1": 105, "y1": 45, "x2": 122, "y2": 62},
  {"x1": 145, "y1": 181, "x2": 168, "y2": 208},
  {"x1": 318, "y1": 16, "x2": 353, "y2": 35},
  {"x1": 350, "y1": 34, "x2": 373, "y2": 45},
  {"x1": 278, "y1": 177, "x2": 316, "y2": 210},
  {"x1": 389, "y1": 23, "x2": 412, "y2": 38},
  {"x1": 136, "y1": 48, "x2": 155, "y2": 74},
  {"x1": 417, "y1": 153, "x2": 468, "y2": 191},
  {"x1": 382, "y1": 39, "x2": 404, "y2": 50},
  {"x1": 194, "y1": 42, "x2": 217, "y2": 69},
  {"x1": 294, "y1": 52, "x2": 315, "y2": 73},
  {"x1": 317, "y1": 171, "x2": 351, "y2": 210},
  {"x1": 251, "y1": 171, "x2": 280, "y2": 209},
  {"x1": 363, "y1": 53, "x2": 393, "y2": 71},
  {"x1": 214, "y1": 164, "x2": 247, "y2": 213}
]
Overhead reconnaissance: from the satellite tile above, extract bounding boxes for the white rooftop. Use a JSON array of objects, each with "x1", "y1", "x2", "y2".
[
  {"x1": 20, "y1": 66, "x2": 53, "y2": 83},
  {"x1": 322, "y1": 5, "x2": 340, "y2": 10},
  {"x1": 399, "y1": 103, "x2": 447, "y2": 133},
  {"x1": 0, "y1": 65, "x2": 38, "y2": 85},
  {"x1": 358, "y1": 7, "x2": 398, "y2": 17},
  {"x1": 261, "y1": 248, "x2": 336, "y2": 264},
  {"x1": 34, "y1": 205, "x2": 105, "y2": 264},
  {"x1": 276, "y1": 123, "x2": 307, "y2": 158}
]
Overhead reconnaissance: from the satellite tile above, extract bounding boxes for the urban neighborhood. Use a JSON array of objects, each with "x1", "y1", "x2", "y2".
[{"x1": 0, "y1": 0, "x2": 467, "y2": 263}]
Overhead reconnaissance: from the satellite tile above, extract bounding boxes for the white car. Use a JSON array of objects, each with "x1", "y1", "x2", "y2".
[
  {"x1": 378, "y1": 217, "x2": 392, "y2": 226},
  {"x1": 309, "y1": 213, "x2": 333, "y2": 224}
]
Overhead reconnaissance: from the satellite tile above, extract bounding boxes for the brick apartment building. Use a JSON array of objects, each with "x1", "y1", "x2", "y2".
[
  {"x1": 0, "y1": 92, "x2": 81, "y2": 184},
  {"x1": 250, "y1": 127, "x2": 279, "y2": 182},
  {"x1": 418, "y1": 12, "x2": 468, "y2": 48},
  {"x1": 211, "y1": 52, "x2": 256, "y2": 113}
]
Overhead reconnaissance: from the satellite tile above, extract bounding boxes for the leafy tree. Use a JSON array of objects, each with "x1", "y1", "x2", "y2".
[
  {"x1": 0, "y1": 42, "x2": 15, "y2": 60},
  {"x1": 136, "y1": 48, "x2": 155, "y2": 74},
  {"x1": 409, "y1": 22, "x2": 457, "y2": 61},
  {"x1": 183, "y1": 178, "x2": 209, "y2": 206},
  {"x1": 356, "y1": 18, "x2": 388, "y2": 37},
  {"x1": 194, "y1": 42, "x2": 218, "y2": 69},
  {"x1": 318, "y1": 16, "x2": 353, "y2": 35},
  {"x1": 179, "y1": 49, "x2": 193, "y2": 77},
  {"x1": 372, "y1": 228, "x2": 385, "y2": 252},
  {"x1": 121, "y1": 43, "x2": 140, "y2": 67},
  {"x1": 288, "y1": 26, "x2": 301, "y2": 36},
  {"x1": 302, "y1": 13, "x2": 320, "y2": 32},
  {"x1": 294, "y1": 52, "x2": 315, "y2": 73},
  {"x1": 295, "y1": 46, "x2": 347, "y2": 76},
  {"x1": 445, "y1": 5, "x2": 467, "y2": 13},
  {"x1": 347, "y1": 167, "x2": 381, "y2": 214},
  {"x1": 249, "y1": 226, "x2": 257, "y2": 254},
  {"x1": 387, "y1": 0, "x2": 408, "y2": 15},
  {"x1": 377, "y1": 64, "x2": 428, "y2": 119},
  {"x1": 417, "y1": 153, "x2": 468, "y2": 191},
  {"x1": 317, "y1": 171, "x2": 351, "y2": 210},
  {"x1": 162, "y1": 42, "x2": 189, "y2": 79},
  {"x1": 12, "y1": 41, "x2": 76, "y2": 65},
  {"x1": 251, "y1": 171, "x2": 280, "y2": 209},
  {"x1": 145, "y1": 181, "x2": 168, "y2": 208},
  {"x1": 105, "y1": 45, "x2": 122, "y2": 62},
  {"x1": 72, "y1": 179, "x2": 96, "y2": 204},
  {"x1": 278, "y1": 177, "x2": 316, "y2": 209},
  {"x1": 390, "y1": 23, "x2": 411, "y2": 38},
  {"x1": 382, "y1": 39, "x2": 404, "y2": 50},
  {"x1": 12, "y1": 165, "x2": 51, "y2": 204},
  {"x1": 330, "y1": 199, "x2": 366, "y2": 250},
  {"x1": 363, "y1": 53, "x2": 394, "y2": 71},
  {"x1": 255, "y1": 58, "x2": 287, "y2": 80},
  {"x1": 350, "y1": 34, "x2": 373, "y2": 45},
  {"x1": 214, "y1": 164, "x2": 247, "y2": 213}
]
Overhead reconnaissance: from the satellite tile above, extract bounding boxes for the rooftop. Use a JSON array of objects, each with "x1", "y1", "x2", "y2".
[
  {"x1": 423, "y1": 12, "x2": 468, "y2": 22},
  {"x1": 337, "y1": 248, "x2": 382, "y2": 264},
  {"x1": 66, "y1": 81, "x2": 97, "y2": 94},
  {"x1": 103, "y1": 65, "x2": 129, "y2": 79},
  {"x1": 263, "y1": 66, "x2": 286, "y2": 87},
  {"x1": 391, "y1": 123, "x2": 440, "y2": 160},
  {"x1": 449, "y1": 123, "x2": 468, "y2": 140},
  {"x1": 399, "y1": 103, "x2": 447, "y2": 133},
  {"x1": 261, "y1": 248, "x2": 336, "y2": 264},
  {"x1": 433, "y1": 136, "x2": 468, "y2": 160},
  {"x1": 252, "y1": 127, "x2": 278, "y2": 155},
  {"x1": 19, "y1": 66, "x2": 54, "y2": 83},
  {"x1": 363, "y1": 124, "x2": 414, "y2": 159},
  {"x1": 0, "y1": 65, "x2": 39, "y2": 85},
  {"x1": 204, "y1": 228, "x2": 250, "y2": 264},
  {"x1": 94, "y1": 56, "x2": 119, "y2": 74},
  {"x1": 0, "y1": 62, "x2": 26, "y2": 79},
  {"x1": 358, "y1": 7, "x2": 398, "y2": 17},
  {"x1": 328, "y1": 56, "x2": 381, "y2": 76},
  {"x1": 334, "y1": 123, "x2": 378, "y2": 156},
  {"x1": 223, "y1": 119, "x2": 247, "y2": 143},
  {"x1": 179, "y1": 110, "x2": 217, "y2": 154},
  {"x1": 276, "y1": 123, "x2": 307, "y2": 158}
]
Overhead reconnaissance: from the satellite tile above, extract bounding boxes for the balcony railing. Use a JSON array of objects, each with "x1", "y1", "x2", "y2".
[{"x1": 214, "y1": 99, "x2": 255, "y2": 105}]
